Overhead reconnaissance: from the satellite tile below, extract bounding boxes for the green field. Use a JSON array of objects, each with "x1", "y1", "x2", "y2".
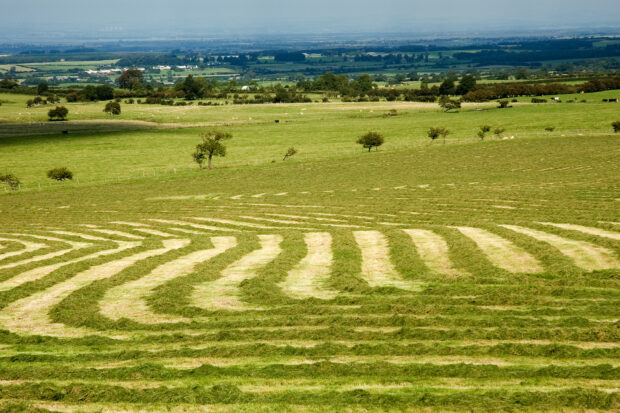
[{"x1": 0, "y1": 93, "x2": 618, "y2": 412}]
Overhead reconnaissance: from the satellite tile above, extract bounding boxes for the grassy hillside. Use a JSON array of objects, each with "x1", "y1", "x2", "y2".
[
  {"x1": 1, "y1": 90, "x2": 619, "y2": 189},
  {"x1": 0, "y1": 121, "x2": 618, "y2": 411}
]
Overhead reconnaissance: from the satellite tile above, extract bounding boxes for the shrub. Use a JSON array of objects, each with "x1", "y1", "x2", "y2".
[
  {"x1": 545, "y1": 126, "x2": 556, "y2": 132},
  {"x1": 357, "y1": 132, "x2": 385, "y2": 152},
  {"x1": 438, "y1": 95, "x2": 461, "y2": 112},
  {"x1": 532, "y1": 98, "x2": 547, "y2": 103},
  {"x1": 494, "y1": 127, "x2": 506, "y2": 138},
  {"x1": 283, "y1": 147, "x2": 298, "y2": 161},
  {"x1": 477, "y1": 125, "x2": 491, "y2": 140},
  {"x1": 48, "y1": 106, "x2": 68, "y2": 121},
  {"x1": 0, "y1": 173, "x2": 20, "y2": 190},
  {"x1": 103, "y1": 101, "x2": 121, "y2": 116},
  {"x1": 46, "y1": 167, "x2": 73, "y2": 181},
  {"x1": 428, "y1": 127, "x2": 450, "y2": 144},
  {"x1": 612, "y1": 121, "x2": 620, "y2": 133},
  {"x1": 497, "y1": 100, "x2": 510, "y2": 109}
]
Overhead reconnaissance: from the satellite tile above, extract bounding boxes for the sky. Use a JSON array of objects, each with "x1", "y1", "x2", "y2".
[{"x1": 1, "y1": 0, "x2": 619, "y2": 39}]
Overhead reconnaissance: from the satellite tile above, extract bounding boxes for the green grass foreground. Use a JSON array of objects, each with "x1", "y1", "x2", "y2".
[{"x1": 0, "y1": 95, "x2": 618, "y2": 412}]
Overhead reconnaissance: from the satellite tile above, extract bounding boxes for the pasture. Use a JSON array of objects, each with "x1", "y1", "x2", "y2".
[{"x1": 0, "y1": 94, "x2": 618, "y2": 412}]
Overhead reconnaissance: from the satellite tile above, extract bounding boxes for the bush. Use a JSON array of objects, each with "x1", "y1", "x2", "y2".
[
  {"x1": 612, "y1": 121, "x2": 620, "y2": 133},
  {"x1": 283, "y1": 147, "x2": 298, "y2": 161},
  {"x1": 0, "y1": 173, "x2": 20, "y2": 190},
  {"x1": 428, "y1": 126, "x2": 450, "y2": 143},
  {"x1": 545, "y1": 126, "x2": 556, "y2": 132},
  {"x1": 477, "y1": 125, "x2": 491, "y2": 140},
  {"x1": 357, "y1": 132, "x2": 385, "y2": 152},
  {"x1": 46, "y1": 167, "x2": 73, "y2": 181},
  {"x1": 48, "y1": 106, "x2": 68, "y2": 121},
  {"x1": 497, "y1": 100, "x2": 510, "y2": 109},
  {"x1": 532, "y1": 98, "x2": 547, "y2": 103},
  {"x1": 103, "y1": 101, "x2": 121, "y2": 116}
]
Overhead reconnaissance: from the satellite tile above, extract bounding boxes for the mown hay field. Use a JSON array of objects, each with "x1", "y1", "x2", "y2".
[{"x1": 0, "y1": 95, "x2": 618, "y2": 412}]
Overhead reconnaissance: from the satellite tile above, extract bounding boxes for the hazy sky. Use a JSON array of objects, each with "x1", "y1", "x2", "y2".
[{"x1": 2, "y1": 0, "x2": 619, "y2": 37}]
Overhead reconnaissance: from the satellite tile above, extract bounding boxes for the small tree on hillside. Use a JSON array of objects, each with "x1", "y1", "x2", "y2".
[
  {"x1": 428, "y1": 127, "x2": 450, "y2": 144},
  {"x1": 193, "y1": 130, "x2": 232, "y2": 169},
  {"x1": 48, "y1": 106, "x2": 68, "y2": 121},
  {"x1": 283, "y1": 147, "x2": 298, "y2": 161},
  {"x1": 357, "y1": 132, "x2": 385, "y2": 152},
  {"x1": 494, "y1": 127, "x2": 505, "y2": 138},
  {"x1": 47, "y1": 167, "x2": 73, "y2": 181},
  {"x1": 477, "y1": 125, "x2": 491, "y2": 140},
  {"x1": 438, "y1": 95, "x2": 461, "y2": 112},
  {"x1": 104, "y1": 101, "x2": 121, "y2": 116},
  {"x1": 0, "y1": 173, "x2": 20, "y2": 190},
  {"x1": 612, "y1": 121, "x2": 620, "y2": 133}
]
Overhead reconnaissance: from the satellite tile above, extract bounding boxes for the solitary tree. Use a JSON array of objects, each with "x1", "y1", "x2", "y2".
[
  {"x1": 428, "y1": 127, "x2": 450, "y2": 144},
  {"x1": 493, "y1": 127, "x2": 506, "y2": 138},
  {"x1": 118, "y1": 69, "x2": 144, "y2": 90},
  {"x1": 438, "y1": 95, "x2": 461, "y2": 112},
  {"x1": 283, "y1": 147, "x2": 298, "y2": 161},
  {"x1": 357, "y1": 132, "x2": 385, "y2": 152},
  {"x1": 46, "y1": 167, "x2": 73, "y2": 181},
  {"x1": 612, "y1": 121, "x2": 620, "y2": 133},
  {"x1": 477, "y1": 125, "x2": 491, "y2": 140},
  {"x1": 104, "y1": 101, "x2": 121, "y2": 116},
  {"x1": 48, "y1": 106, "x2": 68, "y2": 121},
  {"x1": 497, "y1": 100, "x2": 510, "y2": 109},
  {"x1": 0, "y1": 173, "x2": 20, "y2": 190},
  {"x1": 193, "y1": 130, "x2": 232, "y2": 169}
]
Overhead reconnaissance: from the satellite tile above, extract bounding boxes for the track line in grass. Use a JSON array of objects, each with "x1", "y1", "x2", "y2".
[
  {"x1": 0, "y1": 237, "x2": 46, "y2": 262},
  {"x1": 539, "y1": 222, "x2": 620, "y2": 241},
  {"x1": 162, "y1": 227, "x2": 204, "y2": 235},
  {"x1": 266, "y1": 213, "x2": 346, "y2": 222},
  {"x1": 452, "y1": 226, "x2": 543, "y2": 273},
  {"x1": 403, "y1": 229, "x2": 464, "y2": 277},
  {"x1": 79, "y1": 225, "x2": 145, "y2": 240},
  {"x1": 100, "y1": 237, "x2": 237, "y2": 324},
  {"x1": 191, "y1": 217, "x2": 278, "y2": 229},
  {"x1": 501, "y1": 225, "x2": 620, "y2": 270},
  {"x1": 279, "y1": 232, "x2": 338, "y2": 300},
  {"x1": 0, "y1": 240, "x2": 185, "y2": 337},
  {"x1": 108, "y1": 222, "x2": 178, "y2": 238},
  {"x1": 147, "y1": 219, "x2": 241, "y2": 232},
  {"x1": 0, "y1": 242, "x2": 138, "y2": 292},
  {"x1": 309, "y1": 212, "x2": 376, "y2": 220},
  {"x1": 49, "y1": 231, "x2": 114, "y2": 242},
  {"x1": 191, "y1": 235, "x2": 283, "y2": 311},
  {"x1": 242, "y1": 215, "x2": 363, "y2": 228},
  {"x1": 191, "y1": 216, "x2": 315, "y2": 231},
  {"x1": 353, "y1": 231, "x2": 421, "y2": 291}
]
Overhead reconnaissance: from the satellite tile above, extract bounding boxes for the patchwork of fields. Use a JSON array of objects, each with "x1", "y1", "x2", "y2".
[{"x1": 0, "y1": 98, "x2": 619, "y2": 411}]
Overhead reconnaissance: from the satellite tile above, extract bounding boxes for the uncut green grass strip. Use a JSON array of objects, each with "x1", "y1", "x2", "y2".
[
  {"x1": 2, "y1": 342, "x2": 619, "y2": 363},
  {"x1": 0, "y1": 382, "x2": 616, "y2": 410}
]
